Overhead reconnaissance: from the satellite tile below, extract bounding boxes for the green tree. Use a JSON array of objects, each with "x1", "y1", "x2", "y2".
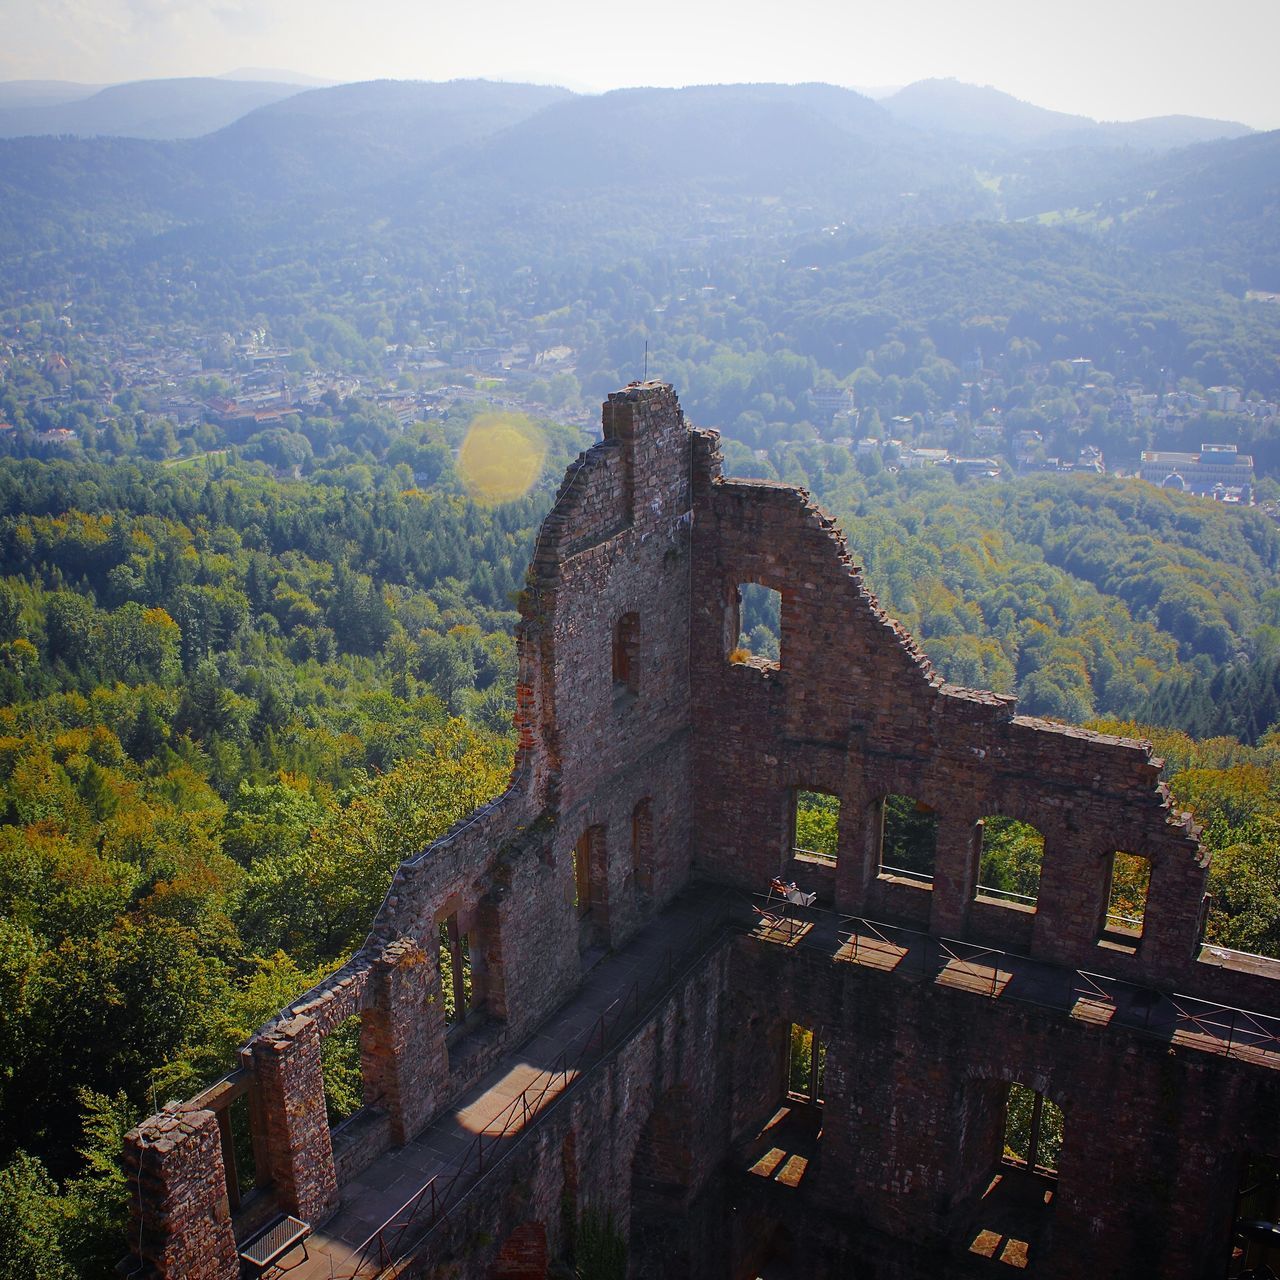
[{"x1": 0, "y1": 1152, "x2": 72, "y2": 1280}]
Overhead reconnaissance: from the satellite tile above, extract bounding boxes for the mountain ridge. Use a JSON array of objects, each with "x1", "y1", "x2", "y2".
[
  {"x1": 0, "y1": 76, "x2": 309, "y2": 140},
  {"x1": 882, "y1": 77, "x2": 1252, "y2": 150}
]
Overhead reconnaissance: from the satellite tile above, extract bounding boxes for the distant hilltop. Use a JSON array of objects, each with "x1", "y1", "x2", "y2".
[
  {"x1": 0, "y1": 72, "x2": 1255, "y2": 147},
  {"x1": 878, "y1": 77, "x2": 1253, "y2": 149}
]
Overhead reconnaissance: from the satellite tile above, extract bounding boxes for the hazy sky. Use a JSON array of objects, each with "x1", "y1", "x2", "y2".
[{"x1": 3, "y1": 0, "x2": 1278, "y2": 129}]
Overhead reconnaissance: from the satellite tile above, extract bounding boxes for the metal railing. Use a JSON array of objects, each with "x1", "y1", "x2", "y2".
[
  {"x1": 936, "y1": 936, "x2": 1007, "y2": 997},
  {"x1": 1168, "y1": 997, "x2": 1280, "y2": 1059},
  {"x1": 975, "y1": 883, "x2": 1038, "y2": 907},
  {"x1": 1105, "y1": 909, "x2": 1145, "y2": 932},
  {"x1": 793, "y1": 845, "x2": 836, "y2": 863},
  {"x1": 745, "y1": 895, "x2": 1280, "y2": 1067},
  {"x1": 750, "y1": 894, "x2": 811, "y2": 944},
  {"x1": 878, "y1": 863, "x2": 934, "y2": 885},
  {"x1": 339, "y1": 907, "x2": 726, "y2": 1278},
  {"x1": 836, "y1": 914, "x2": 904, "y2": 967}
]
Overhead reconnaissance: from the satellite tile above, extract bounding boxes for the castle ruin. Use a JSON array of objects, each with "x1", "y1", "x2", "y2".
[{"x1": 124, "y1": 382, "x2": 1280, "y2": 1279}]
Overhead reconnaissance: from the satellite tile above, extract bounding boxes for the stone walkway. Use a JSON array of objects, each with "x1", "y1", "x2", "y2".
[
  {"x1": 267, "y1": 882, "x2": 736, "y2": 1279},
  {"x1": 247, "y1": 889, "x2": 1279, "y2": 1277}
]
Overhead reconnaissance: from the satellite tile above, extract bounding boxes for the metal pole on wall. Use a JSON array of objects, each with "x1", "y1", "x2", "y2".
[{"x1": 1027, "y1": 1092, "x2": 1045, "y2": 1172}]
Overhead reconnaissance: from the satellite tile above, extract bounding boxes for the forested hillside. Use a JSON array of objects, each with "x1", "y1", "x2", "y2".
[
  {"x1": 0, "y1": 442, "x2": 544, "y2": 1274},
  {"x1": 4, "y1": 442, "x2": 1280, "y2": 1275},
  {"x1": 3, "y1": 76, "x2": 1280, "y2": 1276}
]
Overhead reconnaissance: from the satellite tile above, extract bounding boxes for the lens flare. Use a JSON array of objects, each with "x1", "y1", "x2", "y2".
[{"x1": 457, "y1": 413, "x2": 547, "y2": 504}]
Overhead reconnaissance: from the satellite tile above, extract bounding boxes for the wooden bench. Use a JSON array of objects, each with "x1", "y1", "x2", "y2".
[{"x1": 239, "y1": 1215, "x2": 311, "y2": 1276}]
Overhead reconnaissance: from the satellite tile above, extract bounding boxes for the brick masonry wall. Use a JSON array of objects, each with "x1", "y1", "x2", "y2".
[
  {"x1": 124, "y1": 382, "x2": 1280, "y2": 1280},
  {"x1": 527, "y1": 382, "x2": 696, "y2": 951},
  {"x1": 728, "y1": 932, "x2": 1280, "y2": 1280},
  {"x1": 689, "y1": 452, "x2": 1215, "y2": 993},
  {"x1": 122, "y1": 1107, "x2": 238, "y2": 1280},
  {"x1": 385, "y1": 940, "x2": 737, "y2": 1280}
]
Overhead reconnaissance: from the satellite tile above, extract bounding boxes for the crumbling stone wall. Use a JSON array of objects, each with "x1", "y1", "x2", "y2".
[
  {"x1": 124, "y1": 383, "x2": 1280, "y2": 1280},
  {"x1": 688, "y1": 446, "x2": 1212, "y2": 992},
  {"x1": 121, "y1": 1108, "x2": 238, "y2": 1279},
  {"x1": 124, "y1": 384, "x2": 701, "y2": 1275}
]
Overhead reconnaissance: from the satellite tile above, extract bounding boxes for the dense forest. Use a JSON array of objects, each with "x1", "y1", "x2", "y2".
[
  {"x1": 1, "y1": 77, "x2": 1279, "y2": 1277},
  {"x1": 0, "y1": 444, "x2": 541, "y2": 1275},
  {"x1": 4, "y1": 441, "x2": 1280, "y2": 1274}
]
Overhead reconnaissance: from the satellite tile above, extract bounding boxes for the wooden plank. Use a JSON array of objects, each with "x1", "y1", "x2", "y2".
[{"x1": 188, "y1": 1067, "x2": 251, "y2": 1112}]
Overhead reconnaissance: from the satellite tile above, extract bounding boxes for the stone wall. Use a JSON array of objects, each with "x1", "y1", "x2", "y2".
[
  {"x1": 728, "y1": 932, "x2": 1280, "y2": 1280},
  {"x1": 689, "y1": 454, "x2": 1214, "y2": 993},
  {"x1": 124, "y1": 382, "x2": 1280, "y2": 1280},
  {"x1": 122, "y1": 1108, "x2": 238, "y2": 1280}
]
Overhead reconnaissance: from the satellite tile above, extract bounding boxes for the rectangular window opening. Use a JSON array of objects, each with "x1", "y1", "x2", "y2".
[
  {"x1": 729, "y1": 582, "x2": 781, "y2": 665},
  {"x1": 794, "y1": 789, "x2": 839, "y2": 863},
  {"x1": 968, "y1": 1082, "x2": 1060, "y2": 1265},
  {"x1": 879, "y1": 793, "x2": 938, "y2": 886},
  {"x1": 975, "y1": 816, "x2": 1045, "y2": 910},
  {"x1": 220, "y1": 1093, "x2": 257, "y2": 1208},
  {"x1": 749, "y1": 1024, "x2": 825, "y2": 1189},
  {"x1": 613, "y1": 612, "x2": 640, "y2": 697},
  {"x1": 1101, "y1": 851, "x2": 1151, "y2": 949},
  {"x1": 1002, "y1": 1083, "x2": 1063, "y2": 1176},
  {"x1": 787, "y1": 1023, "x2": 826, "y2": 1105},
  {"x1": 438, "y1": 914, "x2": 473, "y2": 1025},
  {"x1": 321, "y1": 1012, "x2": 364, "y2": 1129}
]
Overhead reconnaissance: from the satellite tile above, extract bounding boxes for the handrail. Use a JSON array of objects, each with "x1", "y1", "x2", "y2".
[
  {"x1": 878, "y1": 863, "x2": 934, "y2": 885},
  {"x1": 339, "y1": 907, "x2": 726, "y2": 1278},
  {"x1": 976, "y1": 884, "x2": 1038, "y2": 906},
  {"x1": 1073, "y1": 969, "x2": 1118, "y2": 1005},
  {"x1": 792, "y1": 845, "x2": 836, "y2": 862},
  {"x1": 938, "y1": 936, "x2": 1005, "y2": 997},
  {"x1": 326, "y1": 892, "x2": 1279, "y2": 1277},
  {"x1": 748, "y1": 896, "x2": 1280, "y2": 1066},
  {"x1": 1105, "y1": 909, "x2": 1145, "y2": 930}
]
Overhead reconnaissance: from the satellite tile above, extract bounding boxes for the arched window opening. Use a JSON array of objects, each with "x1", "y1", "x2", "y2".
[
  {"x1": 572, "y1": 825, "x2": 609, "y2": 949},
  {"x1": 794, "y1": 789, "x2": 839, "y2": 863},
  {"x1": 612, "y1": 611, "x2": 640, "y2": 697},
  {"x1": 572, "y1": 829, "x2": 594, "y2": 919},
  {"x1": 878, "y1": 794, "x2": 937, "y2": 885},
  {"x1": 630, "y1": 1087, "x2": 698, "y2": 1271},
  {"x1": 728, "y1": 582, "x2": 781, "y2": 665},
  {"x1": 975, "y1": 816, "x2": 1045, "y2": 910},
  {"x1": 1100, "y1": 850, "x2": 1151, "y2": 952}
]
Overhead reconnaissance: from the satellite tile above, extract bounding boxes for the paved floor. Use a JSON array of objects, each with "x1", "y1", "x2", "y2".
[{"x1": 268, "y1": 882, "x2": 736, "y2": 1280}]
